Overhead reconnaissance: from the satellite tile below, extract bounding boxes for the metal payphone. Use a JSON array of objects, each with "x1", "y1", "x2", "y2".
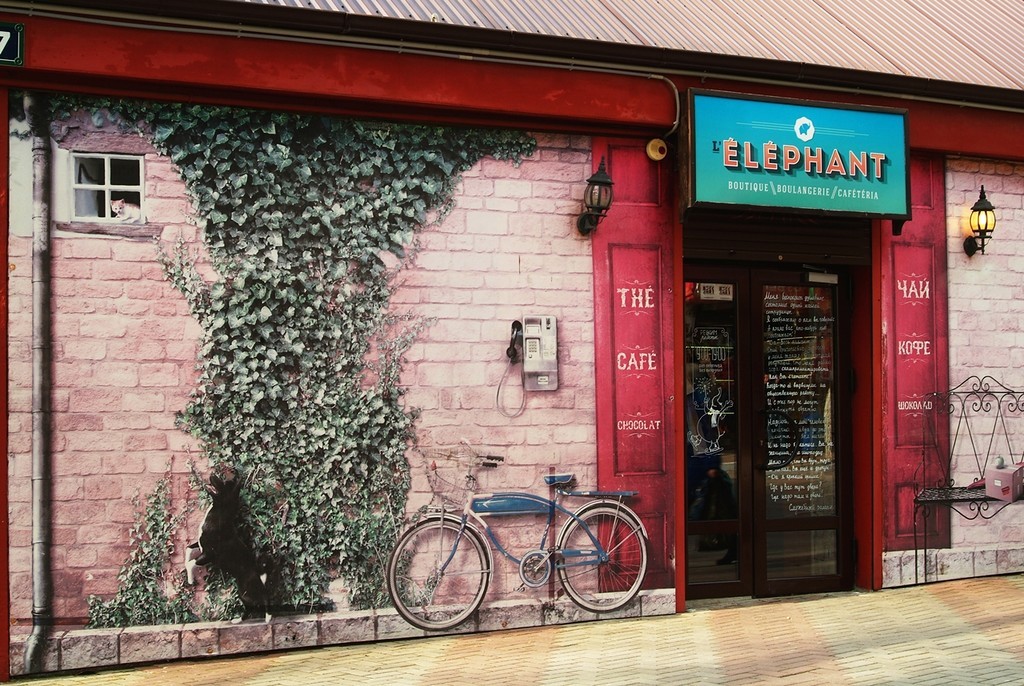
[{"x1": 522, "y1": 315, "x2": 557, "y2": 391}]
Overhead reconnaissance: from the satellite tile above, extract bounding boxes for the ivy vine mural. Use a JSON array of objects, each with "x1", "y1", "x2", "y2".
[{"x1": 45, "y1": 96, "x2": 536, "y2": 624}]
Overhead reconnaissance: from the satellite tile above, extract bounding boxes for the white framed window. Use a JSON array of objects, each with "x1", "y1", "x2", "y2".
[{"x1": 71, "y1": 153, "x2": 145, "y2": 222}]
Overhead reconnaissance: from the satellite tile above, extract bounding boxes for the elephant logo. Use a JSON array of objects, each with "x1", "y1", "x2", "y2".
[{"x1": 794, "y1": 116, "x2": 815, "y2": 142}]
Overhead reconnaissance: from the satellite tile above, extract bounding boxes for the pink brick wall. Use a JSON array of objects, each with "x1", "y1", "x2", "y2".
[
  {"x1": 944, "y1": 158, "x2": 1024, "y2": 565},
  {"x1": 7, "y1": 137, "x2": 204, "y2": 625},
  {"x1": 396, "y1": 133, "x2": 599, "y2": 599},
  {"x1": 947, "y1": 160, "x2": 1024, "y2": 374},
  {"x1": 8, "y1": 124, "x2": 601, "y2": 621}
]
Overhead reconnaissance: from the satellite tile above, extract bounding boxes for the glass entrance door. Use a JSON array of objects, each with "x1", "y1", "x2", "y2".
[{"x1": 684, "y1": 265, "x2": 853, "y2": 599}]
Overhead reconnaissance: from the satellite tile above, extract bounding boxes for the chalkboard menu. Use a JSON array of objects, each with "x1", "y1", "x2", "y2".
[{"x1": 762, "y1": 285, "x2": 836, "y2": 519}]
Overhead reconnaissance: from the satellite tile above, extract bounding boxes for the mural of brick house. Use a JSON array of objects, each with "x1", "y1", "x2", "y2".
[{"x1": 3, "y1": 0, "x2": 1024, "y2": 679}]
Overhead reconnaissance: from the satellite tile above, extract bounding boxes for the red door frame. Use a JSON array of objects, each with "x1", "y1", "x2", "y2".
[{"x1": 856, "y1": 238, "x2": 884, "y2": 591}]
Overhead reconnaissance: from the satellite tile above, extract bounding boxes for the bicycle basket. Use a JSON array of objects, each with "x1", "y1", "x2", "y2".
[{"x1": 415, "y1": 445, "x2": 501, "y2": 507}]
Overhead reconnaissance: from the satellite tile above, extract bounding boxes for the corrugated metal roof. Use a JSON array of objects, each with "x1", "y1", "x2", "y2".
[{"x1": 238, "y1": 0, "x2": 1024, "y2": 92}]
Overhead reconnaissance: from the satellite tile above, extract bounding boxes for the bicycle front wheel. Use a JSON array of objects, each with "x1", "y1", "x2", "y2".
[
  {"x1": 386, "y1": 515, "x2": 491, "y2": 631},
  {"x1": 555, "y1": 503, "x2": 648, "y2": 613}
]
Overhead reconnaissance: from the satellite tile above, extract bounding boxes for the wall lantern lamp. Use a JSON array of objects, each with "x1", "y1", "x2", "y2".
[
  {"x1": 964, "y1": 185, "x2": 996, "y2": 256},
  {"x1": 577, "y1": 157, "x2": 614, "y2": 235}
]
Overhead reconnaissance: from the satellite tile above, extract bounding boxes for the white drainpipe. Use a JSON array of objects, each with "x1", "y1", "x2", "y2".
[{"x1": 23, "y1": 90, "x2": 53, "y2": 674}]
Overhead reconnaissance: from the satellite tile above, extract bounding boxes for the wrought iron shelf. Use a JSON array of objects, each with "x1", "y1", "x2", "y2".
[
  {"x1": 914, "y1": 487, "x2": 1009, "y2": 520},
  {"x1": 913, "y1": 375, "x2": 1023, "y2": 583}
]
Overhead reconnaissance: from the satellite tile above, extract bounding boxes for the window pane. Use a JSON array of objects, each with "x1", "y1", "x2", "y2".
[
  {"x1": 75, "y1": 157, "x2": 105, "y2": 186},
  {"x1": 71, "y1": 154, "x2": 144, "y2": 222},
  {"x1": 75, "y1": 189, "x2": 106, "y2": 218},
  {"x1": 686, "y1": 534, "x2": 739, "y2": 584},
  {"x1": 684, "y1": 282, "x2": 739, "y2": 523},
  {"x1": 766, "y1": 530, "x2": 837, "y2": 579},
  {"x1": 110, "y1": 157, "x2": 141, "y2": 186},
  {"x1": 684, "y1": 282, "x2": 741, "y2": 586},
  {"x1": 762, "y1": 284, "x2": 837, "y2": 519}
]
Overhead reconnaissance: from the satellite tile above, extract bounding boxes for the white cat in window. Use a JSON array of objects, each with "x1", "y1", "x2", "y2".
[{"x1": 110, "y1": 198, "x2": 143, "y2": 223}]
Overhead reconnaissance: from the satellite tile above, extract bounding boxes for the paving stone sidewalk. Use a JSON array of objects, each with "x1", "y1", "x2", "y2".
[{"x1": 14, "y1": 575, "x2": 1024, "y2": 685}]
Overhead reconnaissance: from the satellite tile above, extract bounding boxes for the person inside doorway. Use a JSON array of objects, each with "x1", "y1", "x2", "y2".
[{"x1": 685, "y1": 369, "x2": 739, "y2": 565}]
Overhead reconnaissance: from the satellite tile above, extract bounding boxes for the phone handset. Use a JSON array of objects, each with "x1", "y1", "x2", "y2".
[
  {"x1": 497, "y1": 320, "x2": 526, "y2": 418},
  {"x1": 497, "y1": 316, "x2": 557, "y2": 417},
  {"x1": 506, "y1": 320, "x2": 523, "y2": 363}
]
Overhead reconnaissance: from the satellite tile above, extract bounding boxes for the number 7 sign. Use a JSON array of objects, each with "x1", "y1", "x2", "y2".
[{"x1": 0, "y1": 22, "x2": 24, "y2": 67}]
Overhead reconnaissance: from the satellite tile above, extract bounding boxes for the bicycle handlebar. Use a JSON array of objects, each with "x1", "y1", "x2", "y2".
[{"x1": 421, "y1": 448, "x2": 504, "y2": 472}]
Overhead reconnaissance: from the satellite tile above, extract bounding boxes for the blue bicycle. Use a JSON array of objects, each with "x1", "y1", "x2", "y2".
[{"x1": 386, "y1": 446, "x2": 649, "y2": 631}]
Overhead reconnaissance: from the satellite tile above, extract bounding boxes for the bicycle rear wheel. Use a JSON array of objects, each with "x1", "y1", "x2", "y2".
[
  {"x1": 555, "y1": 503, "x2": 648, "y2": 613},
  {"x1": 386, "y1": 515, "x2": 491, "y2": 631}
]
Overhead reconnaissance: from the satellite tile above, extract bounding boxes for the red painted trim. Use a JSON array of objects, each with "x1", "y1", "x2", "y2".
[
  {"x1": 902, "y1": 100, "x2": 1024, "y2": 161},
  {"x1": 871, "y1": 223, "x2": 886, "y2": 590},
  {"x1": 878, "y1": 156, "x2": 950, "y2": 554},
  {"x1": 592, "y1": 138, "x2": 679, "y2": 592},
  {"x1": 849, "y1": 258, "x2": 872, "y2": 591},
  {"x1": 0, "y1": 14, "x2": 673, "y2": 134},
  {"x1": 673, "y1": 205, "x2": 687, "y2": 612},
  {"x1": 1, "y1": 15, "x2": 1021, "y2": 157},
  {"x1": 0, "y1": 14, "x2": 1021, "y2": 158},
  {"x1": 846, "y1": 224, "x2": 885, "y2": 592}
]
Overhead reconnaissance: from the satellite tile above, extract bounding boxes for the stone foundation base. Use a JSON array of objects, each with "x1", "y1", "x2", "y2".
[
  {"x1": 882, "y1": 546, "x2": 1024, "y2": 587},
  {"x1": 10, "y1": 589, "x2": 676, "y2": 677}
]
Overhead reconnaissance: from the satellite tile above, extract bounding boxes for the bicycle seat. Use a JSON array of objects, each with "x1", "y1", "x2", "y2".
[{"x1": 543, "y1": 473, "x2": 576, "y2": 487}]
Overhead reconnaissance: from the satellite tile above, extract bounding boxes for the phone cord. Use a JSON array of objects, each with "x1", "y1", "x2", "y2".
[{"x1": 496, "y1": 357, "x2": 526, "y2": 418}]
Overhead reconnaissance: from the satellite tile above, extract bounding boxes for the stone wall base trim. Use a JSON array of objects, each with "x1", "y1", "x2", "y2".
[
  {"x1": 9, "y1": 588, "x2": 676, "y2": 677},
  {"x1": 882, "y1": 545, "x2": 1024, "y2": 588}
]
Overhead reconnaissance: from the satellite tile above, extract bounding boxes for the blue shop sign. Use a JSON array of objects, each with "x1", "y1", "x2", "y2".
[{"x1": 690, "y1": 90, "x2": 909, "y2": 218}]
